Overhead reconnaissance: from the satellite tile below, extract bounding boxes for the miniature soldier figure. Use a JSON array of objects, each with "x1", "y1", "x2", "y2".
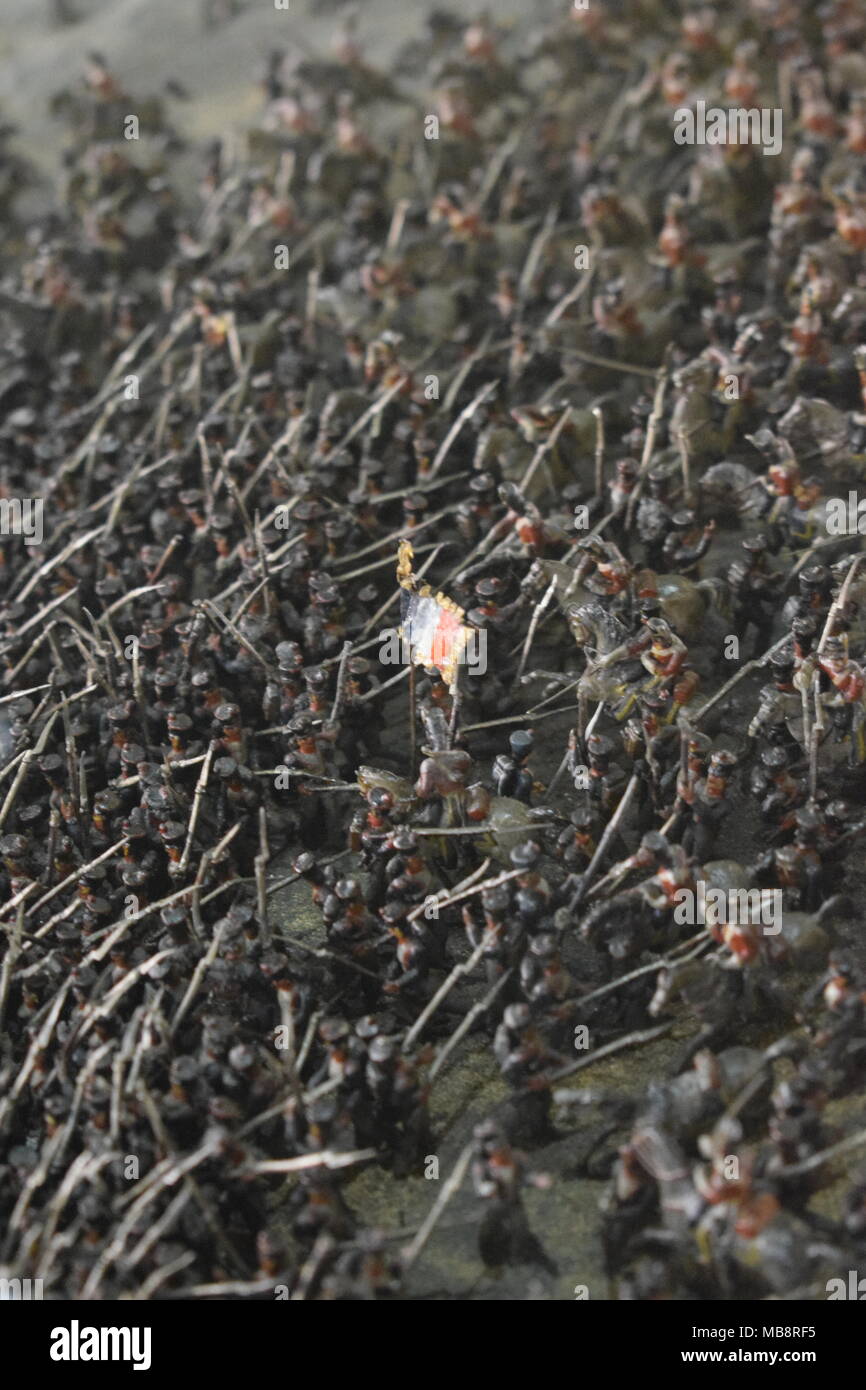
[
  {"x1": 463, "y1": 884, "x2": 525, "y2": 997},
  {"x1": 509, "y1": 840, "x2": 553, "y2": 932},
  {"x1": 600, "y1": 616, "x2": 699, "y2": 714},
  {"x1": 607, "y1": 457, "x2": 640, "y2": 539},
  {"x1": 492, "y1": 1004, "x2": 560, "y2": 1144},
  {"x1": 748, "y1": 432, "x2": 821, "y2": 552},
  {"x1": 574, "y1": 535, "x2": 635, "y2": 615},
  {"x1": 817, "y1": 634, "x2": 866, "y2": 765},
  {"x1": 492, "y1": 728, "x2": 535, "y2": 802},
  {"x1": 661, "y1": 511, "x2": 716, "y2": 577},
  {"x1": 382, "y1": 827, "x2": 431, "y2": 908},
  {"x1": 746, "y1": 649, "x2": 801, "y2": 753},
  {"x1": 749, "y1": 744, "x2": 802, "y2": 823},
  {"x1": 349, "y1": 784, "x2": 397, "y2": 905},
  {"x1": 686, "y1": 748, "x2": 738, "y2": 861},
  {"x1": 622, "y1": 689, "x2": 682, "y2": 820},
  {"x1": 519, "y1": 932, "x2": 575, "y2": 1045},
  {"x1": 585, "y1": 733, "x2": 628, "y2": 814},
  {"x1": 555, "y1": 805, "x2": 600, "y2": 875},
  {"x1": 637, "y1": 832, "x2": 698, "y2": 923},
  {"x1": 727, "y1": 536, "x2": 782, "y2": 655},
  {"x1": 471, "y1": 1119, "x2": 556, "y2": 1272},
  {"x1": 782, "y1": 564, "x2": 834, "y2": 630},
  {"x1": 382, "y1": 904, "x2": 433, "y2": 1005},
  {"x1": 666, "y1": 728, "x2": 712, "y2": 839},
  {"x1": 636, "y1": 466, "x2": 674, "y2": 570},
  {"x1": 752, "y1": 810, "x2": 826, "y2": 911}
]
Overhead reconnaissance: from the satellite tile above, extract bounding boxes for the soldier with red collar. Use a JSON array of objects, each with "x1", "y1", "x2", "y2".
[
  {"x1": 555, "y1": 805, "x2": 600, "y2": 875},
  {"x1": 685, "y1": 748, "x2": 738, "y2": 861},
  {"x1": 327, "y1": 877, "x2": 381, "y2": 999},
  {"x1": 520, "y1": 930, "x2": 572, "y2": 1008},
  {"x1": 637, "y1": 617, "x2": 688, "y2": 684},
  {"x1": 492, "y1": 1004, "x2": 562, "y2": 1145},
  {"x1": 600, "y1": 616, "x2": 699, "y2": 713},
  {"x1": 801, "y1": 948, "x2": 866, "y2": 1078},
  {"x1": 583, "y1": 831, "x2": 697, "y2": 961},
  {"x1": 783, "y1": 564, "x2": 834, "y2": 630},
  {"x1": 665, "y1": 727, "x2": 711, "y2": 839},
  {"x1": 816, "y1": 633, "x2": 866, "y2": 764},
  {"x1": 574, "y1": 535, "x2": 635, "y2": 616},
  {"x1": 746, "y1": 648, "x2": 801, "y2": 755},
  {"x1": 463, "y1": 884, "x2": 525, "y2": 994},
  {"x1": 748, "y1": 429, "x2": 822, "y2": 551},
  {"x1": 749, "y1": 744, "x2": 801, "y2": 823},
  {"x1": 752, "y1": 810, "x2": 826, "y2": 911},
  {"x1": 382, "y1": 827, "x2": 432, "y2": 909},
  {"x1": 638, "y1": 832, "x2": 697, "y2": 919},
  {"x1": 585, "y1": 733, "x2": 628, "y2": 814},
  {"x1": 381, "y1": 901, "x2": 433, "y2": 1004},
  {"x1": 661, "y1": 509, "x2": 716, "y2": 577},
  {"x1": 471, "y1": 1118, "x2": 556, "y2": 1272}
]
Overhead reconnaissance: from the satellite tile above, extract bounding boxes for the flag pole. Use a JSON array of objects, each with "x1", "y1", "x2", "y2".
[{"x1": 408, "y1": 661, "x2": 417, "y2": 779}]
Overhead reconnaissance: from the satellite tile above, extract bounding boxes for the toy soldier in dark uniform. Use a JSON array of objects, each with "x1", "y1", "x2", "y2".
[
  {"x1": 492, "y1": 728, "x2": 535, "y2": 802},
  {"x1": 607, "y1": 457, "x2": 639, "y2": 541},
  {"x1": 365, "y1": 1035, "x2": 432, "y2": 1176},
  {"x1": 817, "y1": 633, "x2": 866, "y2": 765},
  {"x1": 666, "y1": 728, "x2": 712, "y2": 841},
  {"x1": 463, "y1": 884, "x2": 525, "y2": 996},
  {"x1": 382, "y1": 827, "x2": 431, "y2": 909},
  {"x1": 493, "y1": 1003, "x2": 561, "y2": 1144},
  {"x1": 585, "y1": 732, "x2": 628, "y2": 814},
  {"x1": 348, "y1": 784, "x2": 397, "y2": 907},
  {"x1": 381, "y1": 902, "x2": 433, "y2": 1005},
  {"x1": 511, "y1": 839, "x2": 554, "y2": 934},
  {"x1": 519, "y1": 932, "x2": 575, "y2": 1048},
  {"x1": 574, "y1": 535, "x2": 635, "y2": 617},
  {"x1": 822, "y1": 800, "x2": 866, "y2": 862},
  {"x1": 631, "y1": 688, "x2": 683, "y2": 816},
  {"x1": 327, "y1": 878, "x2": 381, "y2": 1002},
  {"x1": 727, "y1": 535, "x2": 782, "y2": 655},
  {"x1": 308, "y1": 1018, "x2": 364, "y2": 1117},
  {"x1": 791, "y1": 616, "x2": 818, "y2": 669},
  {"x1": 782, "y1": 564, "x2": 834, "y2": 630},
  {"x1": 636, "y1": 466, "x2": 675, "y2": 571},
  {"x1": 752, "y1": 810, "x2": 825, "y2": 911},
  {"x1": 661, "y1": 510, "x2": 716, "y2": 577},
  {"x1": 555, "y1": 805, "x2": 600, "y2": 875},
  {"x1": 340, "y1": 655, "x2": 382, "y2": 765},
  {"x1": 802, "y1": 950, "x2": 866, "y2": 1080},
  {"x1": 686, "y1": 748, "x2": 737, "y2": 861},
  {"x1": 747, "y1": 428, "x2": 821, "y2": 552},
  {"x1": 746, "y1": 649, "x2": 801, "y2": 754},
  {"x1": 493, "y1": 1003, "x2": 534, "y2": 1070},
  {"x1": 749, "y1": 745, "x2": 802, "y2": 823},
  {"x1": 471, "y1": 1119, "x2": 556, "y2": 1272},
  {"x1": 637, "y1": 832, "x2": 698, "y2": 925}
]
